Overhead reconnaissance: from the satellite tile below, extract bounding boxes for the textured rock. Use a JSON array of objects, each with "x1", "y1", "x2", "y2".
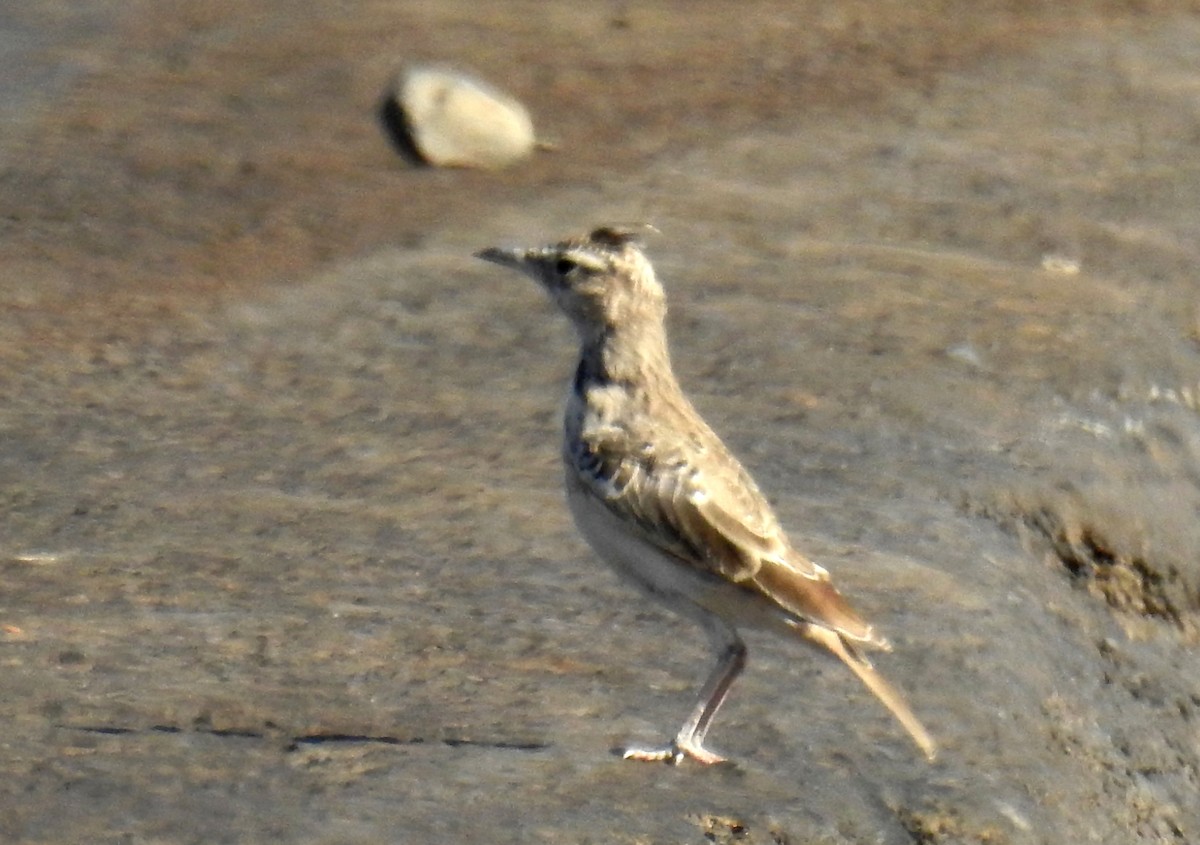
[{"x1": 5, "y1": 3, "x2": 1200, "y2": 844}]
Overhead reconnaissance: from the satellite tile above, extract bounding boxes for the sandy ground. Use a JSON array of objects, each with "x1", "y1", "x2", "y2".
[{"x1": 3, "y1": 2, "x2": 1200, "y2": 843}]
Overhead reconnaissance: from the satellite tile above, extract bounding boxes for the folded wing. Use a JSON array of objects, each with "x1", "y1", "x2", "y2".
[{"x1": 571, "y1": 428, "x2": 884, "y2": 647}]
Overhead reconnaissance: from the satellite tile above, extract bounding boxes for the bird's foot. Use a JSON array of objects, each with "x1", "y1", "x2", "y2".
[{"x1": 619, "y1": 736, "x2": 728, "y2": 766}]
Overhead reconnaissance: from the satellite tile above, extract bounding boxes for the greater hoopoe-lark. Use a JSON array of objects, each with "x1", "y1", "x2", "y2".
[{"x1": 475, "y1": 225, "x2": 936, "y2": 765}]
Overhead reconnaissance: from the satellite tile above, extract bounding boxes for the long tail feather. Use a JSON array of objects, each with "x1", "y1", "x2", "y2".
[{"x1": 802, "y1": 624, "x2": 937, "y2": 761}]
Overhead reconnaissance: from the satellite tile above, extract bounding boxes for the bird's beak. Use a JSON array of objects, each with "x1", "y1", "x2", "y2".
[{"x1": 474, "y1": 246, "x2": 527, "y2": 270}]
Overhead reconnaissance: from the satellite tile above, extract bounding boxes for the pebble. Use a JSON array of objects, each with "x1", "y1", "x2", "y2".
[{"x1": 393, "y1": 66, "x2": 537, "y2": 169}]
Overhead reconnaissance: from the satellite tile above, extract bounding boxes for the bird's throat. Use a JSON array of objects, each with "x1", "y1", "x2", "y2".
[{"x1": 574, "y1": 321, "x2": 680, "y2": 404}]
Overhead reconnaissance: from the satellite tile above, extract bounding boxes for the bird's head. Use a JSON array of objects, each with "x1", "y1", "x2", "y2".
[{"x1": 475, "y1": 225, "x2": 665, "y2": 339}]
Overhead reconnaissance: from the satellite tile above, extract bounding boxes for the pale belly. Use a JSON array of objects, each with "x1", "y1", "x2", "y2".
[{"x1": 563, "y1": 469, "x2": 787, "y2": 633}]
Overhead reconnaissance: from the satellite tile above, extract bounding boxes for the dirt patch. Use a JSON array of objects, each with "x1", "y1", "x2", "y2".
[
  {"x1": 987, "y1": 489, "x2": 1200, "y2": 639},
  {"x1": 893, "y1": 804, "x2": 1006, "y2": 845}
]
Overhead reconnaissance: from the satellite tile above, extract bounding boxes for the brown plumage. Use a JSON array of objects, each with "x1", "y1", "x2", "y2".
[{"x1": 476, "y1": 225, "x2": 936, "y2": 764}]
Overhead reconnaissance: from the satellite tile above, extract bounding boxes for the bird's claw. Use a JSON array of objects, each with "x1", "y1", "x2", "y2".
[{"x1": 620, "y1": 738, "x2": 728, "y2": 766}]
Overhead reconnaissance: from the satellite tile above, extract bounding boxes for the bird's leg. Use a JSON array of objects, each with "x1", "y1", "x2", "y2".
[{"x1": 622, "y1": 612, "x2": 746, "y2": 765}]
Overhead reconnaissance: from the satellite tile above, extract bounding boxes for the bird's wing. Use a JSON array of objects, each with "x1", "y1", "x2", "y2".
[
  {"x1": 570, "y1": 423, "x2": 881, "y2": 644},
  {"x1": 570, "y1": 420, "x2": 780, "y2": 575}
]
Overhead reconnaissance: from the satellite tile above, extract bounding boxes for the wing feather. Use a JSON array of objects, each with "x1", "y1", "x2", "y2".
[{"x1": 569, "y1": 422, "x2": 881, "y2": 644}]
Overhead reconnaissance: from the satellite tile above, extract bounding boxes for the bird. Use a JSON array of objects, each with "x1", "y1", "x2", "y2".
[{"x1": 474, "y1": 224, "x2": 936, "y2": 765}]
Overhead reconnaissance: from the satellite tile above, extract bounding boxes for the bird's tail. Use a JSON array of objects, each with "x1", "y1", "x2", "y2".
[{"x1": 801, "y1": 623, "x2": 937, "y2": 761}]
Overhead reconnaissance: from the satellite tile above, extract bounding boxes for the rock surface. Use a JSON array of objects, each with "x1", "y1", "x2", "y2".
[{"x1": 2, "y1": 2, "x2": 1199, "y2": 843}]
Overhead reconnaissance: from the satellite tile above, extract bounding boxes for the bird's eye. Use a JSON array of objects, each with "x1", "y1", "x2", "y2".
[{"x1": 554, "y1": 258, "x2": 577, "y2": 276}]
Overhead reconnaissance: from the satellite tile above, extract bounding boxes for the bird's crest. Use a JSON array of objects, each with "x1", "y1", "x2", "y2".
[{"x1": 584, "y1": 223, "x2": 659, "y2": 250}]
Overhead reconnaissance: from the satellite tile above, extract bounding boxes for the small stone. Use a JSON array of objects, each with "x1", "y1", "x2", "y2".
[
  {"x1": 1040, "y1": 253, "x2": 1081, "y2": 275},
  {"x1": 391, "y1": 66, "x2": 536, "y2": 169},
  {"x1": 945, "y1": 341, "x2": 985, "y2": 369}
]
